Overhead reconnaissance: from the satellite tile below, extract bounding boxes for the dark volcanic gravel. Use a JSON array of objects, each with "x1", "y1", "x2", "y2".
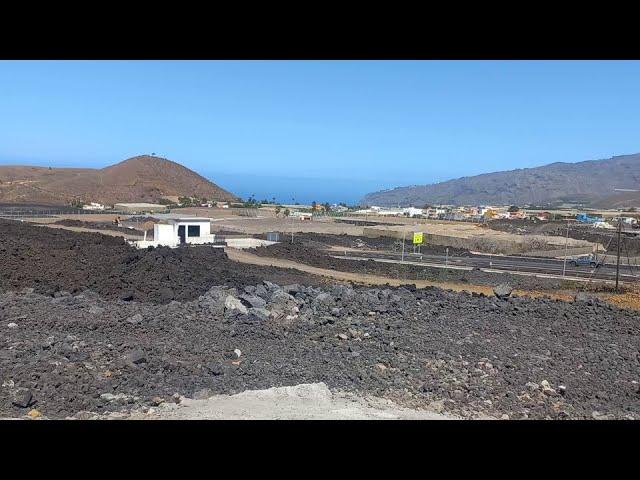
[
  {"x1": 1, "y1": 284, "x2": 638, "y2": 419},
  {"x1": 0, "y1": 219, "x2": 324, "y2": 304}
]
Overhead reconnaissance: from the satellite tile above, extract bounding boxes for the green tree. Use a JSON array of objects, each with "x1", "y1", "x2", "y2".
[
  {"x1": 283, "y1": 208, "x2": 290, "y2": 217},
  {"x1": 275, "y1": 205, "x2": 282, "y2": 216},
  {"x1": 508, "y1": 205, "x2": 520, "y2": 212}
]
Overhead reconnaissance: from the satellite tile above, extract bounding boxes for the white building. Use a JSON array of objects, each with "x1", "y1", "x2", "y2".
[
  {"x1": 134, "y1": 217, "x2": 215, "y2": 248},
  {"x1": 290, "y1": 211, "x2": 313, "y2": 220},
  {"x1": 402, "y1": 207, "x2": 424, "y2": 217},
  {"x1": 82, "y1": 202, "x2": 105, "y2": 211}
]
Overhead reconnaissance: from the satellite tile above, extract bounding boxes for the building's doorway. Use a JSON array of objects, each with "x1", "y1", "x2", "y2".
[{"x1": 178, "y1": 225, "x2": 186, "y2": 244}]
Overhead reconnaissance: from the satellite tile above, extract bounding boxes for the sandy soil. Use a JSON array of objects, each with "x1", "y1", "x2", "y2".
[{"x1": 127, "y1": 383, "x2": 458, "y2": 420}]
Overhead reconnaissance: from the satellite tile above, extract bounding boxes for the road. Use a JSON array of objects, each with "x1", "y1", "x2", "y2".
[{"x1": 331, "y1": 250, "x2": 640, "y2": 283}]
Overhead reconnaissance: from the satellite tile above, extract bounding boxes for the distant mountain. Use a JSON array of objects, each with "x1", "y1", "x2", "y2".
[
  {"x1": 361, "y1": 153, "x2": 640, "y2": 208},
  {"x1": 0, "y1": 155, "x2": 239, "y2": 205}
]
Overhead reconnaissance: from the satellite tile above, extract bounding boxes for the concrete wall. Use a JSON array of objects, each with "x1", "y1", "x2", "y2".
[{"x1": 155, "y1": 224, "x2": 177, "y2": 246}]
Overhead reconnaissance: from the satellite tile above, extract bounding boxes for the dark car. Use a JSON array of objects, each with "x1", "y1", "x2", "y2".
[{"x1": 569, "y1": 255, "x2": 599, "y2": 268}]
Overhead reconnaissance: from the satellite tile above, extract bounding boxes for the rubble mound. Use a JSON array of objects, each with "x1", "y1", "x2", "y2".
[{"x1": 1, "y1": 282, "x2": 638, "y2": 420}]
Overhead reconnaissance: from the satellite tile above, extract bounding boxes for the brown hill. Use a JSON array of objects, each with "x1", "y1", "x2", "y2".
[{"x1": 0, "y1": 155, "x2": 238, "y2": 205}]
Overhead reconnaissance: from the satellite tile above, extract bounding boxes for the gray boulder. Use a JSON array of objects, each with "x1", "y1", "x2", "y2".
[
  {"x1": 199, "y1": 286, "x2": 235, "y2": 314},
  {"x1": 267, "y1": 290, "x2": 299, "y2": 320},
  {"x1": 11, "y1": 388, "x2": 34, "y2": 408},
  {"x1": 125, "y1": 349, "x2": 147, "y2": 365},
  {"x1": 493, "y1": 284, "x2": 513, "y2": 299},
  {"x1": 224, "y1": 295, "x2": 248, "y2": 315},
  {"x1": 314, "y1": 292, "x2": 334, "y2": 305},
  {"x1": 126, "y1": 313, "x2": 143, "y2": 325},
  {"x1": 248, "y1": 307, "x2": 271, "y2": 322},
  {"x1": 270, "y1": 289, "x2": 295, "y2": 305},
  {"x1": 283, "y1": 284, "x2": 302, "y2": 295},
  {"x1": 254, "y1": 284, "x2": 269, "y2": 299},
  {"x1": 239, "y1": 294, "x2": 266, "y2": 309},
  {"x1": 262, "y1": 280, "x2": 281, "y2": 293}
]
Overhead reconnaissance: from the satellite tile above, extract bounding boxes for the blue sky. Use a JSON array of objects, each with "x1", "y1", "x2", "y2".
[{"x1": 1, "y1": 60, "x2": 640, "y2": 203}]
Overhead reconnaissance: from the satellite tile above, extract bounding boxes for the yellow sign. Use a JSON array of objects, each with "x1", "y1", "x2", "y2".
[{"x1": 412, "y1": 232, "x2": 423, "y2": 244}]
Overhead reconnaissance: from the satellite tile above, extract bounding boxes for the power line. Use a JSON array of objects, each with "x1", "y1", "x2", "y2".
[{"x1": 616, "y1": 219, "x2": 622, "y2": 291}]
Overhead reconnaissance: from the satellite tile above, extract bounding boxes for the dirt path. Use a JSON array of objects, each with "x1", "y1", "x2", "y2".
[
  {"x1": 126, "y1": 383, "x2": 459, "y2": 420},
  {"x1": 225, "y1": 247, "x2": 573, "y2": 301},
  {"x1": 34, "y1": 223, "x2": 142, "y2": 240}
]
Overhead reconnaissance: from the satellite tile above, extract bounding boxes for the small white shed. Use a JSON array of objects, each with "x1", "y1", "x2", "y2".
[{"x1": 136, "y1": 217, "x2": 215, "y2": 248}]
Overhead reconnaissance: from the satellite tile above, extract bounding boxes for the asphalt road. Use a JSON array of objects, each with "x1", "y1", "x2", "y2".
[{"x1": 333, "y1": 250, "x2": 640, "y2": 283}]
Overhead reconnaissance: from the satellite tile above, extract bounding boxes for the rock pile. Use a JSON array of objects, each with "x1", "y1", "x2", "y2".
[{"x1": 1, "y1": 282, "x2": 638, "y2": 420}]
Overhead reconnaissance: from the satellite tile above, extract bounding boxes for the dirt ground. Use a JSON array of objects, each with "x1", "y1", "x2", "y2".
[{"x1": 53, "y1": 219, "x2": 147, "y2": 236}]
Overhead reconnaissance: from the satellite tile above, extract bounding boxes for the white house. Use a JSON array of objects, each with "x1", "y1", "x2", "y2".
[
  {"x1": 402, "y1": 207, "x2": 424, "y2": 217},
  {"x1": 82, "y1": 202, "x2": 105, "y2": 211},
  {"x1": 290, "y1": 211, "x2": 313, "y2": 220},
  {"x1": 134, "y1": 217, "x2": 215, "y2": 248}
]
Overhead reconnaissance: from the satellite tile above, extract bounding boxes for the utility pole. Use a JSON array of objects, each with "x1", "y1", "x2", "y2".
[
  {"x1": 616, "y1": 218, "x2": 622, "y2": 291},
  {"x1": 562, "y1": 220, "x2": 569, "y2": 279},
  {"x1": 401, "y1": 230, "x2": 406, "y2": 263},
  {"x1": 291, "y1": 197, "x2": 295, "y2": 244}
]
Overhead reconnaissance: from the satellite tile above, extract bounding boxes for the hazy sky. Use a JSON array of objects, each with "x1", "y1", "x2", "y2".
[{"x1": 1, "y1": 60, "x2": 640, "y2": 203}]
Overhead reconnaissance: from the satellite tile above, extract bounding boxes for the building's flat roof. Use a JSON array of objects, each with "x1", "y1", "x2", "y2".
[
  {"x1": 148, "y1": 213, "x2": 212, "y2": 222},
  {"x1": 169, "y1": 217, "x2": 211, "y2": 222},
  {"x1": 115, "y1": 203, "x2": 164, "y2": 208}
]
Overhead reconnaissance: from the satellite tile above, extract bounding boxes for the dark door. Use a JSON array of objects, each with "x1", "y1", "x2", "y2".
[{"x1": 178, "y1": 225, "x2": 186, "y2": 244}]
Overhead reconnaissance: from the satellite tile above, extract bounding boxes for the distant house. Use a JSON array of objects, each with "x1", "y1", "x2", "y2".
[
  {"x1": 402, "y1": 207, "x2": 424, "y2": 217},
  {"x1": 82, "y1": 202, "x2": 105, "y2": 211},
  {"x1": 114, "y1": 202, "x2": 167, "y2": 214},
  {"x1": 290, "y1": 211, "x2": 313, "y2": 220}
]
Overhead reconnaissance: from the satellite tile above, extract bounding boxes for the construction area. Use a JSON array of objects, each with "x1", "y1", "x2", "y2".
[{"x1": 1, "y1": 208, "x2": 640, "y2": 420}]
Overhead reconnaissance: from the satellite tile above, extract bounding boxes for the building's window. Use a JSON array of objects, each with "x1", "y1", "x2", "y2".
[{"x1": 187, "y1": 225, "x2": 200, "y2": 237}]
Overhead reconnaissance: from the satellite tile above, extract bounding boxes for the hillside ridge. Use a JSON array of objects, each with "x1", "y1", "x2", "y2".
[
  {"x1": 0, "y1": 155, "x2": 238, "y2": 205},
  {"x1": 361, "y1": 153, "x2": 640, "y2": 208}
]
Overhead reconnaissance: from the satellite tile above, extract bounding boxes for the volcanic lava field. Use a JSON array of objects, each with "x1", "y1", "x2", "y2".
[{"x1": 1, "y1": 219, "x2": 638, "y2": 419}]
